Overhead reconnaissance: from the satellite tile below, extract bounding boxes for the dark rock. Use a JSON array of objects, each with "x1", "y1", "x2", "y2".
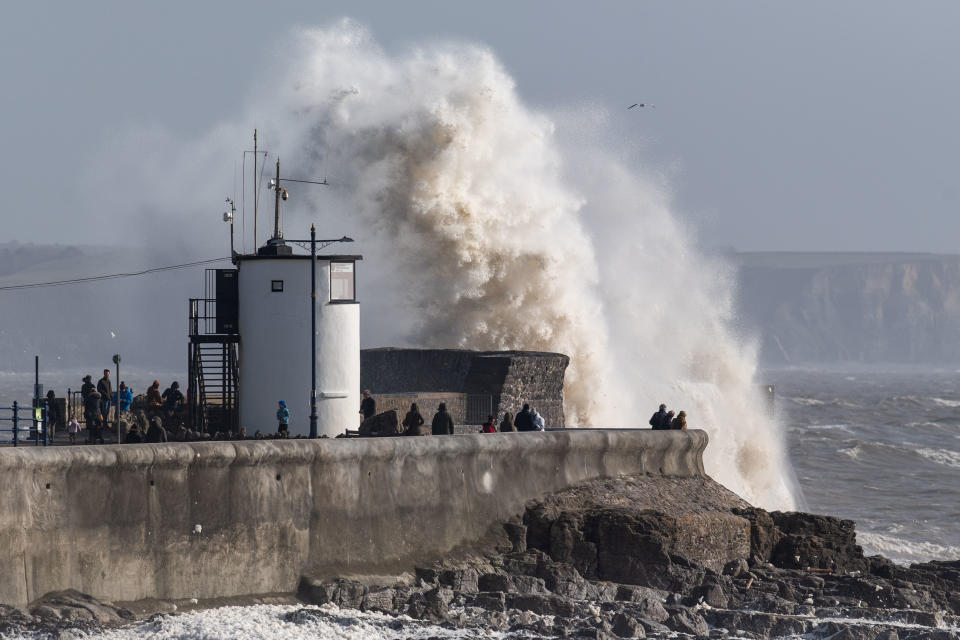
[
  {"x1": 28, "y1": 590, "x2": 133, "y2": 625},
  {"x1": 504, "y1": 521, "x2": 528, "y2": 553},
  {"x1": 665, "y1": 608, "x2": 709, "y2": 636},
  {"x1": 438, "y1": 568, "x2": 479, "y2": 594},
  {"x1": 611, "y1": 612, "x2": 645, "y2": 638},
  {"x1": 358, "y1": 409, "x2": 399, "y2": 436},
  {"x1": 509, "y1": 593, "x2": 576, "y2": 618},
  {"x1": 769, "y1": 511, "x2": 867, "y2": 573},
  {"x1": 406, "y1": 587, "x2": 452, "y2": 621},
  {"x1": 297, "y1": 577, "x2": 368, "y2": 609},
  {"x1": 415, "y1": 567, "x2": 439, "y2": 585},
  {"x1": 361, "y1": 588, "x2": 397, "y2": 614},
  {"x1": 692, "y1": 581, "x2": 728, "y2": 608},
  {"x1": 478, "y1": 572, "x2": 512, "y2": 593},
  {"x1": 467, "y1": 591, "x2": 506, "y2": 612}
]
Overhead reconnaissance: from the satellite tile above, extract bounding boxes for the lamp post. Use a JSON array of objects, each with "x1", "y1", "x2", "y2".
[
  {"x1": 113, "y1": 354, "x2": 121, "y2": 443},
  {"x1": 224, "y1": 198, "x2": 236, "y2": 260}
]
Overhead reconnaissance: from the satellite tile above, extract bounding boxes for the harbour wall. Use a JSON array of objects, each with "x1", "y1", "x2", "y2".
[{"x1": 0, "y1": 429, "x2": 707, "y2": 607}]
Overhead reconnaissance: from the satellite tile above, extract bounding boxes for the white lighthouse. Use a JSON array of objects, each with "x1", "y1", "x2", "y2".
[{"x1": 235, "y1": 241, "x2": 360, "y2": 438}]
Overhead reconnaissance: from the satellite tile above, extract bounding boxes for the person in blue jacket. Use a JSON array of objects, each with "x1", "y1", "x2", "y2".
[
  {"x1": 276, "y1": 400, "x2": 290, "y2": 437},
  {"x1": 112, "y1": 381, "x2": 134, "y2": 413}
]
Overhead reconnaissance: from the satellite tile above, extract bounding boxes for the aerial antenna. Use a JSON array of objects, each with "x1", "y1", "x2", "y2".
[{"x1": 242, "y1": 129, "x2": 267, "y2": 252}]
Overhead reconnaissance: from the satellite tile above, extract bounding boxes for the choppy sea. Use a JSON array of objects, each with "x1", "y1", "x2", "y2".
[
  {"x1": 1, "y1": 367, "x2": 958, "y2": 638},
  {"x1": 769, "y1": 366, "x2": 960, "y2": 566}
]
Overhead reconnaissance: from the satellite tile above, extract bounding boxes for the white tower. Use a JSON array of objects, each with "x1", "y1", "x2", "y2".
[{"x1": 236, "y1": 245, "x2": 361, "y2": 438}]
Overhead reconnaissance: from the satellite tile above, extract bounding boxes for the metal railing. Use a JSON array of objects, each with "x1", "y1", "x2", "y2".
[{"x1": 0, "y1": 400, "x2": 49, "y2": 446}]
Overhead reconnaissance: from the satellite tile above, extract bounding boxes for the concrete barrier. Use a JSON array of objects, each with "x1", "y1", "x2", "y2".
[{"x1": 0, "y1": 429, "x2": 707, "y2": 606}]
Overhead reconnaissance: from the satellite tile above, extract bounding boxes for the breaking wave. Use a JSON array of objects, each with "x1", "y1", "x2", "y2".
[{"x1": 101, "y1": 20, "x2": 798, "y2": 510}]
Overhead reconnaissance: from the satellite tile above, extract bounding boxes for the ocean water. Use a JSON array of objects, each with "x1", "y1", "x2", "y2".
[{"x1": 771, "y1": 366, "x2": 960, "y2": 565}]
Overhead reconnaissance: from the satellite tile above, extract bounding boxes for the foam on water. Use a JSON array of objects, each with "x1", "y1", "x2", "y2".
[
  {"x1": 858, "y1": 531, "x2": 960, "y2": 566},
  {"x1": 915, "y1": 447, "x2": 960, "y2": 469}
]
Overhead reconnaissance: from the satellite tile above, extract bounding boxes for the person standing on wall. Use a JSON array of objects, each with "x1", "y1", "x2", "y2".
[
  {"x1": 402, "y1": 402, "x2": 426, "y2": 435},
  {"x1": 481, "y1": 414, "x2": 496, "y2": 433},
  {"x1": 649, "y1": 404, "x2": 670, "y2": 430},
  {"x1": 97, "y1": 369, "x2": 112, "y2": 431},
  {"x1": 84, "y1": 390, "x2": 104, "y2": 444},
  {"x1": 276, "y1": 400, "x2": 290, "y2": 437},
  {"x1": 514, "y1": 403, "x2": 535, "y2": 431},
  {"x1": 431, "y1": 402, "x2": 454, "y2": 435},
  {"x1": 360, "y1": 389, "x2": 376, "y2": 424}
]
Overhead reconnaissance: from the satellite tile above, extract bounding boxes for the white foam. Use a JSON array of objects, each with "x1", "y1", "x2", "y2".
[
  {"x1": 858, "y1": 531, "x2": 960, "y2": 565},
  {"x1": 915, "y1": 447, "x2": 960, "y2": 469},
  {"x1": 80, "y1": 604, "x2": 491, "y2": 640},
  {"x1": 931, "y1": 397, "x2": 960, "y2": 408}
]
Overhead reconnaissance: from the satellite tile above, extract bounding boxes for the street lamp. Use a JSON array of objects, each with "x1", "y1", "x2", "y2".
[{"x1": 112, "y1": 354, "x2": 121, "y2": 442}]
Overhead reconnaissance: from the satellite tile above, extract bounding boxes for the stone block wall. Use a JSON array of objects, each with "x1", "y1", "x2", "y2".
[{"x1": 361, "y1": 349, "x2": 569, "y2": 427}]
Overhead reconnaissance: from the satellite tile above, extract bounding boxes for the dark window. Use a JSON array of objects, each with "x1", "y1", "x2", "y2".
[
  {"x1": 271, "y1": 280, "x2": 284, "y2": 292},
  {"x1": 330, "y1": 262, "x2": 355, "y2": 301}
]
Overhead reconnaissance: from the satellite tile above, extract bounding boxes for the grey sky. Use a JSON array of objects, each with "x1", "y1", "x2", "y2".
[{"x1": 2, "y1": 1, "x2": 958, "y2": 252}]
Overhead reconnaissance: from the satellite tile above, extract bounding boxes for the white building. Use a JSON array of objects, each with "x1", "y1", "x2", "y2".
[{"x1": 234, "y1": 244, "x2": 361, "y2": 438}]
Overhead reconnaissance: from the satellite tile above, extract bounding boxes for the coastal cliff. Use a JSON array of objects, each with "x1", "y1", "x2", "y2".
[{"x1": 734, "y1": 252, "x2": 960, "y2": 365}]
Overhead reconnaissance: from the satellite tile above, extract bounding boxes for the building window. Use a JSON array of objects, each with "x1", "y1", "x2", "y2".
[
  {"x1": 330, "y1": 262, "x2": 355, "y2": 301},
  {"x1": 271, "y1": 280, "x2": 284, "y2": 292}
]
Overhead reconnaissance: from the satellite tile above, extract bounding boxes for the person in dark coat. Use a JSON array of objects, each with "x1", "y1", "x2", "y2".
[
  {"x1": 97, "y1": 369, "x2": 112, "y2": 425},
  {"x1": 161, "y1": 381, "x2": 184, "y2": 414},
  {"x1": 145, "y1": 416, "x2": 168, "y2": 443},
  {"x1": 649, "y1": 404, "x2": 670, "y2": 430},
  {"x1": 45, "y1": 389, "x2": 58, "y2": 432},
  {"x1": 84, "y1": 390, "x2": 104, "y2": 444},
  {"x1": 514, "y1": 404, "x2": 535, "y2": 431},
  {"x1": 125, "y1": 425, "x2": 143, "y2": 444},
  {"x1": 499, "y1": 412, "x2": 516, "y2": 433},
  {"x1": 402, "y1": 403, "x2": 426, "y2": 435},
  {"x1": 359, "y1": 390, "x2": 376, "y2": 422},
  {"x1": 481, "y1": 414, "x2": 496, "y2": 433},
  {"x1": 431, "y1": 402, "x2": 454, "y2": 435},
  {"x1": 146, "y1": 380, "x2": 163, "y2": 415},
  {"x1": 80, "y1": 375, "x2": 95, "y2": 405}
]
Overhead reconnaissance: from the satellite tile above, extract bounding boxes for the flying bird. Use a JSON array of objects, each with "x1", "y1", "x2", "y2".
[{"x1": 627, "y1": 103, "x2": 655, "y2": 109}]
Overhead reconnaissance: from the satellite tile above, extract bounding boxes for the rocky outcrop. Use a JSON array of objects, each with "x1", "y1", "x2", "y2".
[{"x1": 295, "y1": 475, "x2": 960, "y2": 639}]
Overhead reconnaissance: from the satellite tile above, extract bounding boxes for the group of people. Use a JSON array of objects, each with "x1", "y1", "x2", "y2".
[
  {"x1": 77, "y1": 370, "x2": 185, "y2": 444},
  {"x1": 648, "y1": 404, "x2": 688, "y2": 430},
  {"x1": 396, "y1": 401, "x2": 547, "y2": 436}
]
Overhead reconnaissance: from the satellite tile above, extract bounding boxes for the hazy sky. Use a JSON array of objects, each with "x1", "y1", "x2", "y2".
[{"x1": 2, "y1": 1, "x2": 958, "y2": 252}]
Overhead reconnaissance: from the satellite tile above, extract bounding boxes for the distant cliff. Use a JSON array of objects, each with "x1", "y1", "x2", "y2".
[{"x1": 733, "y1": 252, "x2": 960, "y2": 365}]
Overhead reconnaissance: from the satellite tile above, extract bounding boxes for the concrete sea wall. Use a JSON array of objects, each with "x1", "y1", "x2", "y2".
[{"x1": 0, "y1": 429, "x2": 707, "y2": 607}]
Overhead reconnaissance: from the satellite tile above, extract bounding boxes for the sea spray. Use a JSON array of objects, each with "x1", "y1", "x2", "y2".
[
  {"x1": 91, "y1": 19, "x2": 798, "y2": 509},
  {"x1": 261, "y1": 21, "x2": 799, "y2": 509}
]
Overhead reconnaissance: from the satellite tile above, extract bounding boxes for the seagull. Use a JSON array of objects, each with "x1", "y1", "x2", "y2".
[{"x1": 627, "y1": 103, "x2": 655, "y2": 109}]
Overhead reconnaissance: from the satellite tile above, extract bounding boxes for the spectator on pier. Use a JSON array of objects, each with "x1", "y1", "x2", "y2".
[
  {"x1": 402, "y1": 403, "x2": 426, "y2": 436},
  {"x1": 359, "y1": 390, "x2": 376, "y2": 422},
  {"x1": 146, "y1": 380, "x2": 163, "y2": 414},
  {"x1": 649, "y1": 404, "x2": 670, "y2": 430},
  {"x1": 481, "y1": 414, "x2": 497, "y2": 433},
  {"x1": 84, "y1": 390, "x2": 104, "y2": 444},
  {"x1": 97, "y1": 369, "x2": 112, "y2": 424},
  {"x1": 431, "y1": 402, "x2": 454, "y2": 435},
  {"x1": 67, "y1": 417, "x2": 80, "y2": 444},
  {"x1": 531, "y1": 408, "x2": 545, "y2": 431},
  {"x1": 114, "y1": 382, "x2": 133, "y2": 413},
  {"x1": 161, "y1": 381, "x2": 184, "y2": 415},
  {"x1": 499, "y1": 412, "x2": 516, "y2": 432},
  {"x1": 125, "y1": 424, "x2": 143, "y2": 444},
  {"x1": 514, "y1": 404, "x2": 535, "y2": 431},
  {"x1": 671, "y1": 410, "x2": 688, "y2": 430},
  {"x1": 146, "y1": 416, "x2": 168, "y2": 443},
  {"x1": 45, "y1": 389, "x2": 58, "y2": 431},
  {"x1": 80, "y1": 375, "x2": 95, "y2": 404},
  {"x1": 276, "y1": 400, "x2": 290, "y2": 437}
]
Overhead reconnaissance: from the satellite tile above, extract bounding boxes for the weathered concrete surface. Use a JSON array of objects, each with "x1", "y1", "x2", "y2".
[{"x1": 0, "y1": 429, "x2": 707, "y2": 607}]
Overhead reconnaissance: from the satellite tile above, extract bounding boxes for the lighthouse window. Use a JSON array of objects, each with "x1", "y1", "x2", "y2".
[
  {"x1": 330, "y1": 262, "x2": 355, "y2": 301},
  {"x1": 271, "y1": 280, "x2": 284, "y2": 292}
]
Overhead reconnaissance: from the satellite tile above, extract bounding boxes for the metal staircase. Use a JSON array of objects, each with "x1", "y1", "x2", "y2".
[{"x1": 188, "y1": 269, "x2": 240, "y2": 434}]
